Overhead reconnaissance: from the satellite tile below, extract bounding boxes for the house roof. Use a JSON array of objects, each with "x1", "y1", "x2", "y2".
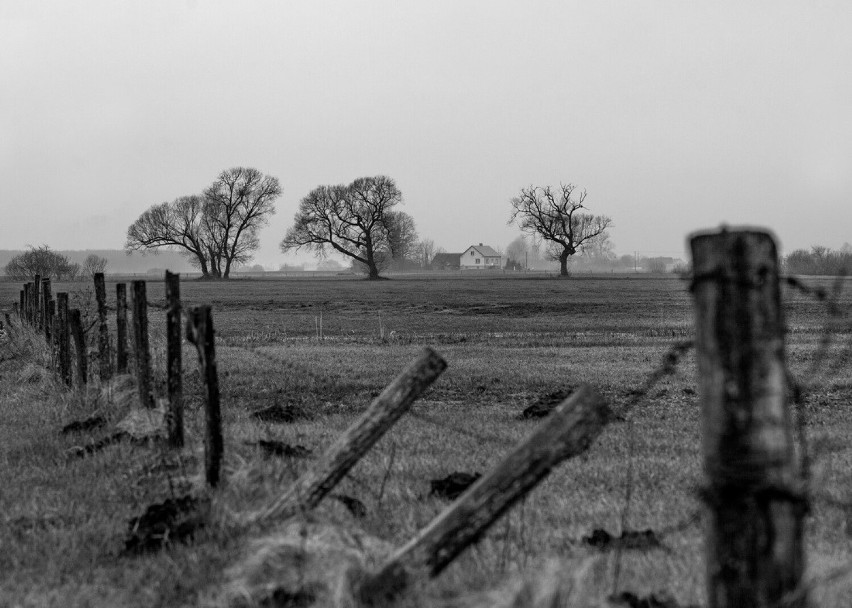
[
  {"x1": 467, "y1": 244, "x2": 501, "y2": 257},
  {"x1": 432, "y1": 253, "x2": 462, "y2": 265}
]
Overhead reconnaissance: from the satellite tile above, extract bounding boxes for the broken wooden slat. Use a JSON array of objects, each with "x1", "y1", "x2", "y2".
[
  {"x1": 357, "y1": 384, "x2": 611, "y2": 605},
  {"x1": 243, "y1": 347, "x2": 448, "y2": 526},
  {"x1": 187, "y1": 305, "x2": 222, "y2": 487}
]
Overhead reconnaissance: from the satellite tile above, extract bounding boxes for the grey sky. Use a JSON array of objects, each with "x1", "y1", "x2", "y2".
[{"x1": 2, "y1": 1, "x2": 850, "y2": 266}]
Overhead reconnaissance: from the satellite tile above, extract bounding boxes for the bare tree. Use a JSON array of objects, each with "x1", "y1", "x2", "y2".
[
  {"x1": 509, "y1": 184, "x2": 612, "y2": 276},
  {"x1": 280, "y1": 176, "x2": 404, "y2": 280},
  {"x1": 4, "y1": 245, "x2": 78, "y2": 280},
  {"x1": 414, "y1": 238, "x2": 437, "y2": 269},
  {"x1": 203, "y1": 167, "x2": 281, "y2": 278},
  {"x1": 383, "y1": 211, "x2": 419, "y2": 270},
  {"x1": 125, "y1": 167, "x2": 281, "y2": 279},
  {"x1": 83, "y1": 254, "x2": 108, "y2": 277},
  {"x1": 126, "y1": 195, "x2": 213, "y2": 277}
]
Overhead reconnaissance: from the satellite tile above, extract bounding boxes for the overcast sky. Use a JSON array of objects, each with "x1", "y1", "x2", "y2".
[{"x1": 2, "y1": 1, "x2": 850, "y2": 267}]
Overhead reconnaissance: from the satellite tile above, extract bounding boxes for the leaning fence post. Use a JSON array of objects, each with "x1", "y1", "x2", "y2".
[
  {"x1": 187, "y1": 306, "x2": 222, "y2": 486},
  {"x1": 242, "y1": 347, "x2": 448, "y2": 526},
  {"x1": 68, "y1": 309, "x2": 87, "y2": 387},
  {"x1": 56, "y1": 293, "x2": 71, "y2": 386},
  {"x1": 165, "y1": 271, "x2": 183, "y2": 448},
  {"x1": 116, "y1": 283, "x2": 128, "y2": 374},
  {"x1": 41, "y1": 278, "x2": 52, "y2": 342},
  {"x1": 94, "y1": 272, "x2": 112, "y2": 381},
  {"x1": 131, "y1": 280, "x2": 153, "y2": 408},
  {"x1": 357, "y1": 384, "x2": 610, "y2": 604},
  {"x1": 690, "y1": 228, "x2": 806, "y2": 608}
]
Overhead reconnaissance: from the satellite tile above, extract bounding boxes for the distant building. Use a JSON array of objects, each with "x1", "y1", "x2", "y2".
[
  {"x1": 460, "y1": 244, "x2": 502, "y2": 270},
  {"x1": 431, "y1": 252, "x2": 462, "y2": 270}
]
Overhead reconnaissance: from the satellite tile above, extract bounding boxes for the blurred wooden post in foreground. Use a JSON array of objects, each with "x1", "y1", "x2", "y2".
[
  {"x1": 24, "y1": 283, "x2": 32, "y2": 325},
  {"x1": 357, "y1": 385, "x2": 610, "y2": 605},
  {"x1": 165, "y1": 271, "x2": 183, "y2": 448},
  {"x1": 18, "y1": 290, "x2": 24, "y2": 319},
  {"x1": 243, "y1": 347, "x2": 448, "y2": 526},
  {"x1": 94, "y1": 272, "x2": 112, "y2": 381},
  {"x1": 56, "y1": 293, "x2": 71, "y2": 386},
  {"x1": 131, "y1": 280, "x2": 153, "y2": 408},
  {"x1": 46, "y1": 299, "x2": 55, "y2": 346},
  {"x1": 116, "y1": 283, "x2": 128, "y2": 374},
  {"x1": 187, "y1": 306, "x2": 222, "y2": 487},
  {"x1": 68, "y1": 309, "x2": 87, "y2": 387},
  {"x1": 690, "y1": 228, "x2": 806, "y2": 608}
]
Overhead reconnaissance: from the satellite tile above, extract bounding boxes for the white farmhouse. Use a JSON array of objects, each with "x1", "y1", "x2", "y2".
[{"x1": 460, "y1": 243, "x2": 502, "y2": 270}]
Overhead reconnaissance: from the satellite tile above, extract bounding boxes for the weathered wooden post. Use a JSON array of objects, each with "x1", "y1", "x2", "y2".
[
  {"x1": 690, "y1": 228, "x2": 806, "y2": 608},
  {"x1": 46, "y1": 299, "x2": 55, "y2": 345},
  {"x1": 93, "y1": 273, "x2": 112, "y2": 381},
  {"x1": 116, "y1": 283, "x2": 128, "y2": 374},
  {"x1": 41, "y1": 278, "x2": 52, "y2": 342},
  {"x1": 357, "y1": 385, "x2": 610, "y2": 604},
  {"x1": 18, "y1": 290, "x2": 24, "y2": 319},
  {"x1": 187, "y1": 306, "x2": 222, "y2": 487},
  {"x1": 32, "y1": 274, "x2": 41, "y2": 331},
  {"x1": 24, "y1": 283, "x2": 32, "y2": 325},
  {"x1": 56, "y1": 293, "x2": 71, "y2": 386},
  {"x1": 165, "y1": 271, "x2": 183, "y2": 448},
  {"x1": 131, "y1": 280, "x2": 153, "y2": 408},
  {"x1": 242, "y1": 348, "x2": 448, "y2": 525},
  {"x1": 68, "y1": 309, "x2": 87, "y2": 387}
]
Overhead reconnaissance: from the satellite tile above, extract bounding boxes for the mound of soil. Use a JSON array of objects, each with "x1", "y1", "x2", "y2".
[
  {"x1": 582, "y1": 528, "x2": 663, "y2": 551},
  {"x1": 610, "y1": 591, "x2": 698, "y2": 608},
  {"x1": 331, "y1": 494, "x2": 367, "y2": 519},
  {"x1": 519, "y1": 389, "x2": 573, "y2": 419},
  {"x1": 429, "y1": 472, "x2": 481, "y2": 501},
  {"x1": 246, "y1": 440, "x2": 312, "y2": 458},
  {"x1": 61, "y1": 415, "x2": 106, "y2": 434},
  {"x1": 123, "y1": 495, "x2": 207, "y2": 555},
  {"x1": 250, "y1": 403, "x2": 312, "y2": 424}
]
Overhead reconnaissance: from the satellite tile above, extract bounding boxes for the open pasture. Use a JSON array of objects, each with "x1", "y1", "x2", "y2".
[{"x1": 1, "y1": 274, "x2": 851, "y2": 606}]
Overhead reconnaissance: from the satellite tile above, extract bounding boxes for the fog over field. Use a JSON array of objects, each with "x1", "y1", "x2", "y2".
[{"x1": 2, "y1": 2, "x2": 851, "y2": 267}]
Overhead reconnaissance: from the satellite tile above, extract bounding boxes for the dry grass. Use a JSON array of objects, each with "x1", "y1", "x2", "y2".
[{"x1": 1, "y1": 275, "x2": 851, "y2": 606}]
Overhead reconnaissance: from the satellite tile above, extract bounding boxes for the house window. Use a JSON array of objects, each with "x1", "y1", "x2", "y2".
[
  {"x1": 476, "y1": 258, "x2": 481, "y2": 264},
  {"x1": 470, "y1": 251, "x2": 474, "y2": 256}
]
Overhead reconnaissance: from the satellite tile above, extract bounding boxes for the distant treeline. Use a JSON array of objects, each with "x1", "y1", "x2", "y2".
[
  {"x1": 783, "y1": 245, "x2": 852, "y2": 276},
  {"x1": 0, "y1": 249, "x2": 195, "y2": 277}
]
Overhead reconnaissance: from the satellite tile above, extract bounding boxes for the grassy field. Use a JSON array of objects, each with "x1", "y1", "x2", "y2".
[{"x1": 1, "y1": 274, "x2": 851, "y2": 607}]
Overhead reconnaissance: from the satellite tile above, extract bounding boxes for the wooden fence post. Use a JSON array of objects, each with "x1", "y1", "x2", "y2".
[
  {"x1": 32, "y1": 275, "x2": 41, "y2": 331},
  {"x1": 93, "y1": 273, "x2": 112, "y2": 381},
  {"x1": 46, "y1": 299, "x2": 55, "y2": 346},
  {"x1": 131, "y1": 280, "x2": 153, "y2": 408},
  {"x1": 116, "y1": 283, "x2": 128, "y2": 374},
  {"x1": 24, "y1": 283, "x2": 32, "y2": 325},
  {"x1": 690, "y1": 228, "x2": 805, "y2": 608},
  {"x1": 242, "y1": 347, "x2": 448, "y2": 526},
  {"x1": 41, "y1": 278, "x2": 52, "y2": 343},
  {"x1": 357, "y1": 385, "x2": 610, "y2": 604},
  {"x1": 187, "y1": 306, "x2": 222, "y2": 486},
  {"x1": 69, "y1": 309, "x2": 87, "y2": 387},
  {"x1": 18, "y1": 290, "x2": 24, "y2": 319},
  {"x1": 165, "y1": 271, "x2": 183, "y2": 448},
  {"x1": 56, "y1": 293, "x2": 71, "y2": 386}
]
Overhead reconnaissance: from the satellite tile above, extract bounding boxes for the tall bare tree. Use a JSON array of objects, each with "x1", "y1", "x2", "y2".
[
  {"x1": 509, "y1": 184, "x2": 612, "y2": 276},
  {"x1": 126, "y1": 195, "x2": 213, "y2": 277},
  {"x1": 125, "y1": 167, "x2": 281, "y2": 279},
  {"x1": 280, "y1": 175, "x2": 404, "y2": 280},
  {"x1": 203, "y1": 167, "x2": 281, "y2": 278}
]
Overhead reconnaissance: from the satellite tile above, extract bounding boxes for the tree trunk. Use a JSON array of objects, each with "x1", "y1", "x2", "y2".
[{"x1": 559, "y1": 249, "x2": 570, "y2": 276}]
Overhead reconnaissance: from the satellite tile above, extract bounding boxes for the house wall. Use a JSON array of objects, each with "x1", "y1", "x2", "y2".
[{"x1": 460, "y1": 246, "x2": 502, "y2": 269}]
